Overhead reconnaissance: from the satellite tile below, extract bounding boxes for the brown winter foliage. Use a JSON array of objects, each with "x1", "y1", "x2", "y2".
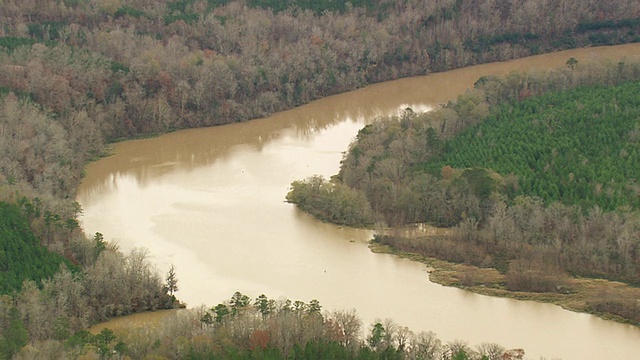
[
  {"x1": 1, "y1": 0, "x2": 640, "y2": 352},
  {"x1": 346, "y1": 64, "x2": 640, "y2": 323}
]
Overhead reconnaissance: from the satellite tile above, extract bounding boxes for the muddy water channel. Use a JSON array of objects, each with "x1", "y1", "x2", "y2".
[{"x1": 78, "y1": 44, "x2": 640, "y2": 359}]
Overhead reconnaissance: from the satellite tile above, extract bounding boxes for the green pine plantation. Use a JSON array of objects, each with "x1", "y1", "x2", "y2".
[
  {"x1": 423, "y1": 81, "x2": 640, "y2": 211},
  {"x1": 0, "y1": 201, "x2": 76, "y2": 294}
]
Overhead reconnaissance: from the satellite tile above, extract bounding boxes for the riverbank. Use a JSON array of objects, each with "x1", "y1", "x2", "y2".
[
  {"x1": 77, "y1": 44, "x2": 640, "y2": 360},
  {"x1": 369, "y1": 241, "x2": 640, "y2": 327}
]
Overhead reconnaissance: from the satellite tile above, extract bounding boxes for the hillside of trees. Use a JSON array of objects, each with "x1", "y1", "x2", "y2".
[
  {"x1": 0, "y1": 0, "x2": 639, "y2": 248},
  {"x1": 9, "y1": 292, "x2": 523, "y2": 360},
  {"x1": 1, "y1": 0, "x2": 640, "y2": 356},
  {"x1": 0, "y1": 201, "x2": 76, "y2": 294},
  {"x1": 287, "y1": 61, "x2": 640, "y2": 322},
  {"x1": 0, "y1": 237, "x2": 174, "y2": 358},
  {"x1": 420, "y1": 81, "x2": 640, "y2": 212}
]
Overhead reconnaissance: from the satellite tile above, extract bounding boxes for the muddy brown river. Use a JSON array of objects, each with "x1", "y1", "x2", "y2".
[{"x1": 78, "y1": 44, "x2": 640, "y2": 359}]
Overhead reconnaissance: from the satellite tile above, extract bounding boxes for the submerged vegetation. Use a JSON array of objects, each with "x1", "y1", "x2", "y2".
[{"x1": 288, "y1": 60, "x2": 640, "y2": 324}]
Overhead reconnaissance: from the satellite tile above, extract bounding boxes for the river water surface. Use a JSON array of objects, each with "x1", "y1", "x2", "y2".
[{"x1": 78, "y1": 44, "x2": 640, "y2": 359}]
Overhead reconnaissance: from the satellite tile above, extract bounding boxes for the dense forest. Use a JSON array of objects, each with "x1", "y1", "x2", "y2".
[
  {"x1": 420, "y1": 81, "x2": 640, "y2": 211},
  {"x1": 9, "y1": 292, "x2": 524, "y2": 360},
  {"x1": 0, "y1": 221, "x2": 174, "y2": 359},
  {"x1": 287, "y1": 61, "x2": 640, "y2": 323},
  {"x1": 0, "y1": 201, "x2": 76, "y2": 294},
  {"x1": 2, "y1": 0, "x2": 640, "y2": 357},
  {"x1": 1, "y1": 0, "x2": 639, "y2": 231}
]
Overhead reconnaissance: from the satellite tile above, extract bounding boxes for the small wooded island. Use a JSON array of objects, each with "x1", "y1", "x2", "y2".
[{"x1": 1, "y1": 0, "x2": 640, "y2": 358}]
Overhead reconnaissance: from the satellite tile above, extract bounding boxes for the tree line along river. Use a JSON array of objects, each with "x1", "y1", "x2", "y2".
[{"x1": 78, "y1": 44, "x2": 640, "y2": 360}]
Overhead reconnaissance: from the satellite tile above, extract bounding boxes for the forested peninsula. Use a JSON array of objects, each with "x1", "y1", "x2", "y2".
[
  {"x1": 288, "y1": 61, "x2": 640, "y2": 325},
  {"x1": 1, "y1": 0, "x2": 640, "y2": 358}
]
